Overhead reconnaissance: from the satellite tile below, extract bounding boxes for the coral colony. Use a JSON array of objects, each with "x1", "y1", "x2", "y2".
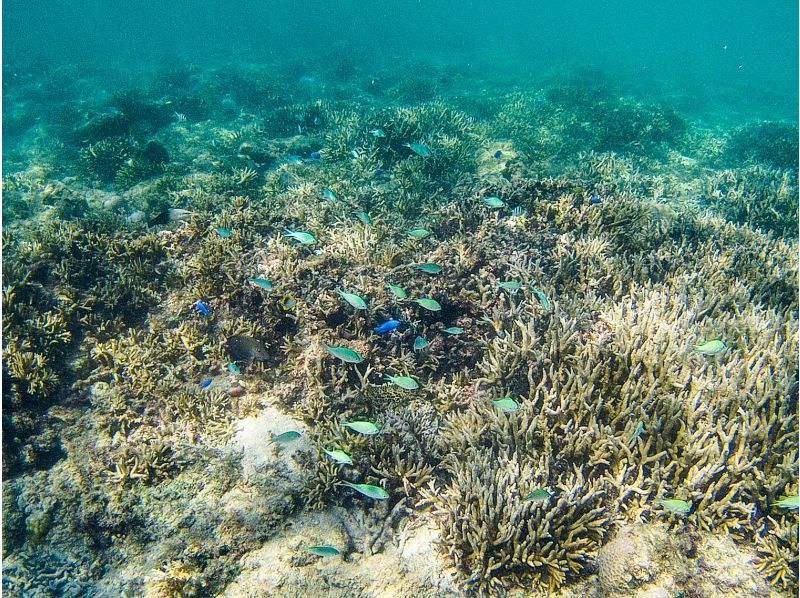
[{"x1": 2, "y1": 60, "x2": 797, "y2": 596}]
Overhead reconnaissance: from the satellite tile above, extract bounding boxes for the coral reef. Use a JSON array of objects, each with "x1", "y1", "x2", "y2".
[{"x1": 2, "y1": 58, "x2": 797, "y2": 598}]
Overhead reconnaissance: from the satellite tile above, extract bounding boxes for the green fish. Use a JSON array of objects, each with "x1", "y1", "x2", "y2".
[
  {"x1": 324, "y1": 345, "x2": 365, "y2": 363},
  {"x1": 271, "y1": 430, "x2": 301, "y2": 442},
  {"x1": 337, "y1": 289, "x2": 368, "y2": 310},
  {"x1": 342, "y1": 420, "x2": 380, "y2": 435},
  {"x1": 442, "y1": 327, "x2": 464, "y2": 335},
  {"x1": 340, "y1": 481, "x2": 390, "y2": 499},
  {"x1": 497, "y1": 281, "x2": 521, "y2": 290},
  {"x1": 524, "y1": 488, "x2": 552, "y2": 503},
  {"x1": 773, "y1": 495, "x2": 799, "y2": 510},
  {"x1": 482, "y1": 196, "x2": 506, "y2": 208},
  {"x1": 369, "y1": 128, "x2": 386, "y2": 138},
  {"x1": 404, "y1": 142, "x2": 432, "y2": 157},
  {"x1": 304, "y1": 545, "x2": 341, "y2": 557},
  {"x1": 248, "y1": 278, "x2": 274, "y2": 290},
  {"x1": 321, "y1": 188, "x2": 338, "y2": 201},
  {"x1": 413, "y1": 263, "x2": 442, "y2": 274},
  {"x1": 323, "y1": 448, "x2": 353, "y2": 465},
  {"x1": 413, "y1": 336, "x2": 429, "y2": 352},
  {"x1": 693, "y1": 339, "x2": 726, "y2": 356},
  {"x1": 215, "y1": 227, "x2": 232, "y2": 237},
  {"x1": 628, "y1": 421, "x2": 645, "y2": 443},
  {"x1": 532, "y1": 287, "x2": 551, "y2": 311},
  {"x1": 353, "y1": 211, "x2": 372, "y2": 225},
  {"x1": 386, "y1": 283, "x2": 408, "y2": 299},
  {"x1": 227, "y1": 362, "x2": 241, "y2": 374},
  {"x1": 284, "y1": 229, "x2": 317, "y2": 245},
  {"x1": 492, "y1": 397, "x2": 519, "y2": 412},
  {"x1": 384, "y1": 374, "x2": 419, "y2": 390},
  {"x1": 414, "y1": 298, "x2": 442, "y2": 311},
  {"x1": 657, "y1": 499, "x2": 692, "y2": 515},
  {"x1": 406, "y1": 228, "x2": 431, "y2": 239}
]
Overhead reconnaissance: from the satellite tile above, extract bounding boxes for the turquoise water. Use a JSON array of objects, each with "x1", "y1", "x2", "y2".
[{"x1": 3, "y1": 2, "x2": 798, "y2": 597}]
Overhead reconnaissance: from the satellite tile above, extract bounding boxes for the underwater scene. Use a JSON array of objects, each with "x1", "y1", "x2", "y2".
[{"x1": 2, "y1": 1, "x2": 798, "y2": 596}]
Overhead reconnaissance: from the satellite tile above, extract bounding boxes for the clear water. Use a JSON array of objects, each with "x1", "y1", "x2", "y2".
[{"x1": 2, "y1": 2, "x2": 798, "y2": 596}]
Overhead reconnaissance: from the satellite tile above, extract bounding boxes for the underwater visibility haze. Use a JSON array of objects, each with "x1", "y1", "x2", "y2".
[{"x1": 2, "y1": 1, "x2": 799, "y2": 596}]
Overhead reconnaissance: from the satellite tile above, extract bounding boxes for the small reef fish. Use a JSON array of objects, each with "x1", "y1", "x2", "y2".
[
  {"x1": 404, "y1": 142, "x2": 432, "y2": 157},
  {"x1": 281, "y1": 295, "x2": 297, "y2": 311},
  {"x1": 442, "y1": 327, "x2": 464, "y2": 335},
  {"x1": 149, "y1": 208, "x2": 195, "y2": 226},
  {"x1": 414, "y1": 298, "x2": 442, "y2": 311},
  {"x1": 248, "y1": 278, "x2": 274, "y2": 290},
  {"x1": 524, "y1": 488, "x2": 552, "y2": 503},
  {"x1": 340, "y1": 481, "x2": 390, "y2": 500},
  {"x1": 497, "y1": 281, "x2": 521, "y2": 291},
  {"x1": 199, "y1": 378, "x2": 212, "y2": 389},
  {"x1": 373, "y1": 167, "x2": 385, "y2": 177},
  {"x1": 284, "y1": 229, "x2": 317, "y2": 245},
  {"x1": 493, "y1": 150, "x2": 503, "y2": 159},
  {"x1": 413, "y1": 336, "x2": 429, "y2": 352},
  {"x1": 227, "y1": 335, "x2": 269, "y2": 362},
  {"x1": 324, "y1": 345, "x2": 365, "y2": 363},
  {"x1": 386, "y1": 283, "x2": 408, "y2": 299},
  {"x1": 309, "y1": 150, "x2": 321, "y2": 160},
  {"x1": 193, "y1": 300, "x2": 210, "y2": 316},
  {"x1": 321, "y1": 188, "x2": 338, "y2": 201},
  {"x1": 589, "y1": 196, "x2": 603, "y2": 205},
  {"x1": 384, "y1": 374, "x2": 419, "y2": 390},
  {"x1": 414, "y1": 263, "x2": 442, "y2": 274},
  {"x1": 492, "y1": 397, "x2": 519, "y2": 412},
  {"x1": 373, "y1": 320, "x2": 401, "y2": 335},
  {"x1": 323, "y1": 448, "x2": 353, "y2": 465},
  {"x1": 215, "y1": 227, "x2": 232, "y2": 237},
  {"x1": 773, "y1": 495, "x2": 799, "y2": 510},
  {"x1": 304, "y1": 545, "x2": 341, "y2": 557},
  {"x1": 271, "y1": 430, "x2": 301, "y2": 442},
  {"x1": 227, "y1": 362, "x2": 241, "y2": 374},
  {"x1": 657, "y1": 499, "x2": 692, "y2": 515},
  {"x1": 629, "y1": 420, "x2": 645, "y2": 443},
  {"x1": 532, "y1": 287, "x2": 551, "y2": 311},
  {"x1": 337, "y1": 289, "x2": 368, "y2": 310},
  {"x1": 511, "y1": 206, "x2": 525, "y2": 217},
  {"x1": 342, "y1": 420, "x2": 380, "y2": 435},
  {"x1": 369, "y1": 128, "x2": 386, "y2": 138},
  {"x1": 353, "y1": 211, "x2": 372, "y2": 225},
  {"x1": 482, "y1": 196, "x2": 506, "y2": 208},
  {"x1": 287, "y1": 155, "x2": 303, "y2": 165},
  {"x1": 693, "y1": 339, "x2": 726, "y2": 356},
  {"x1": 406, "y1": 228, "x2": 431, "y2": 239}
]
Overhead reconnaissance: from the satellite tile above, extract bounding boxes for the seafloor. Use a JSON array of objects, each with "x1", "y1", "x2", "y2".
[{"x1": 2, "y1": 58, "x2": 798, "y2": 597}]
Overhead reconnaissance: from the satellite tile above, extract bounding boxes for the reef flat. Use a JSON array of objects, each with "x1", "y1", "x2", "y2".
[{"x1": 2, "y1": 58, "x2": 797, "y2": 597}]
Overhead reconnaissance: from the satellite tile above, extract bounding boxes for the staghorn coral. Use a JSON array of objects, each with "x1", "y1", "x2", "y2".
[
  {"x1": 3, "y1": 57, "x2": 798, "y2": 598},
  {"x1": 702, "y1": 165, "x2": 798, "y2": 238}
]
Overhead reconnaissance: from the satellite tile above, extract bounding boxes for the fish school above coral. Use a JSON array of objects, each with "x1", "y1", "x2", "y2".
[{"x1": 2, "y1": 59, "x2": 797, "y2": 597}]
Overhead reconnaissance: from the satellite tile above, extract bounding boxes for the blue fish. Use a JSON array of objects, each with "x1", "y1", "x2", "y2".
[
  {"x1": 200, "y1": 378, "x2": 212, "y2": 389},
  {"x1": 309, "y1": 150, "x2": 321, "y2": 160},
  {"x1": 589, "y1": 196, "x2": 602, "y2": 205},
  {"x1": 193, "y1": 300, "x2": 210, "y2": 316},
  {"x1": 493, "y1": 150, "x2": 503, "y2": 159},
  {"x1": 373, "y1": 167, "x2": 384, "y2": 177},
  {"x1": 373, "y1": 319, "x2": 401, "y2": 335}
]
